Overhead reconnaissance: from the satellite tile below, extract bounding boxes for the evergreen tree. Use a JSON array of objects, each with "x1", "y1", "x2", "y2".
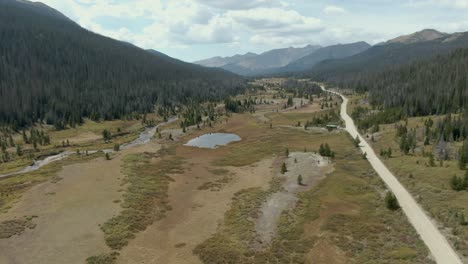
[
  {"x1": 459, "y1": 140, "x2": 468, "y2": 169},
  {"x1": 281, "y1": 162, "x2": 287, "y2": 174},
  {"x1": 22, "y1": 130, "x2": 29, "y2": 144},
  {"x1": 16, "y1": 144, "x2": 22, "y2": 156},
  {"x1": 297, "y1": 174, "x2": 303, "y2": 185},
  {"x1": 429, "y1": 153, "x2": 436, "y2": 167},
  {"x1": 8, "y1": 135, "x2": 14, "y2": 147},
  {"x1": 385, "y1": 192, "x2": 400, "y2": 210},
  {"x1": 451, "y1": 175, "x2": 466, "y2": 191},
  {"x1": 353, "y1": 135, "x2": 361, "y2": 147},
  {"x1": 102, "y1": 129, "x2": 112, "y2": 143}
]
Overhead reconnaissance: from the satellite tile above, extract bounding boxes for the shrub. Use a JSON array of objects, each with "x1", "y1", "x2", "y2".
[
  {"x1": 281, "y1": 162, "x2": 287, "y2": 174},
  {"x1": 297, "y1": 175, "x2": 303, "y2": 185},
  {"x1": 385, "y1": 191, "x2": 400, "y2": 211}
]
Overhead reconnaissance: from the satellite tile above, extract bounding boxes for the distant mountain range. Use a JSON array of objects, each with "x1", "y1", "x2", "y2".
[
  {"x1": 307, "y1": 29, "x2": 468, "y2": 81},
  {"x1": 271, "y1": 42, "x2": 371, "y2": 74},
  {"x1": 195, "y1": 45, "x2": 322, "y2": 75},
  {"x1": 196, "y1": 28, "x2": 468, "y2": 78},
  {"x1": 195, "y1": 43, "x2": 371, "y2": 76}
]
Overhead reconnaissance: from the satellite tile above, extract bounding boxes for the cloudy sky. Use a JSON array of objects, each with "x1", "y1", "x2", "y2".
[{"x1": 40, "y1": 0, "x2": 468, "y2": 62}]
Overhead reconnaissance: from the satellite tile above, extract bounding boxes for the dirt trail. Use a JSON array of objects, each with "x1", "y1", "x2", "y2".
[
  {"x1": 321, "y1": 85, "x2": 462, "y2": 264},
  {"x1": 117, "y1": 158, "x2": 275, "y2": 264},
  {"x1": 255, "y1": 152, "x2": 332, "y2": 244}
]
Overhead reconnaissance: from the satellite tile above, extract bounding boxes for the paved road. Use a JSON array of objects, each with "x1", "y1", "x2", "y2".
[{"x1": 322, "y1": 85, "x2": 462, "y2": 264}]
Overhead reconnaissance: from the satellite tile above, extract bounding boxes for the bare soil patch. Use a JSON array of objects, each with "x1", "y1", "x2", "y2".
[
  {"x1": 0, "y1": 145, "x2": 150, "y2": 264},
  {"x1": 255, "y1": 152, "x2": 332, "y2": 245}
]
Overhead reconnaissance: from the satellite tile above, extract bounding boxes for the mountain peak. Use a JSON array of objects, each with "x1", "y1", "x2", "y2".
[{"x1": 387, "y1": 29, "x2": 448, "y2": 44}]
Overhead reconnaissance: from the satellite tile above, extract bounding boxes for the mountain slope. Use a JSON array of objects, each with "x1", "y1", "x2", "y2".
[
  {"x1": 307, "y1": 30, "x2": 468, "y2": 81},
  {"x1": 195, "y1": 52, "x2": 258, "y2": 68},
  {"x1": 0, "y1": 0, "x2": 243, "y2": 128},
  {"x1": 385, "y1": 29, "x2": 448, "y2": 44},
  {"x1": 7, "y1": 0, "x2": 72, "y2": 22},
  {"x1": 276, "y1": 41, "x2": 371, "y2": 73},
  {"x1": 195, "y1": 45, "x2": 321, "y2": 75}
]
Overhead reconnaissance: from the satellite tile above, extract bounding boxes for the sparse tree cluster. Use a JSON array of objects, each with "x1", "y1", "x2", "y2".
[
  {"x1": 319, "y1": 143, "x2": 335, "y2": 158},
  {"x1": 102, "y1": 129, "x2": 112, "y2": 143},
  {"x1": 450, "y1": 173, "x2": 468, "y2": 191},
  {"x1": 379, "y1": 148, "x2": 392, "y2": 158},
  {"x1": 224, "y1": 98, "x2": 255, "y2": 114}
]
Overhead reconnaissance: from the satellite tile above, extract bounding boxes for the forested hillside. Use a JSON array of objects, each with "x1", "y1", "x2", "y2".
[
  {"x1": 0, "y1": 0, "x2": 244, "y2": 128},
  {"x1": 338, "y1": 48, "x2": 468, "y2": 117}
]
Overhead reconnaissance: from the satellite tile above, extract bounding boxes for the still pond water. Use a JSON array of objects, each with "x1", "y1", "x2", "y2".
[{"x1": 184, "y1": 133, "x2": 241, "y2": 149}]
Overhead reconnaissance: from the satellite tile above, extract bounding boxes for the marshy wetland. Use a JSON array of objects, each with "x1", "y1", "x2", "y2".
[{"x1": 0, "y1": 79, "x2": 433, "y2": 264}]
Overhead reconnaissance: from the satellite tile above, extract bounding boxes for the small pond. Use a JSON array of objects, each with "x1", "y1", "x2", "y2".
[{"x1": 184, "y1": 133, "x2": 241, "y2": 149}]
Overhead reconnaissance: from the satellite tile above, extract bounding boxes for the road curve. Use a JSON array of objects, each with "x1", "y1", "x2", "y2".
[{"x1": 322, "y1": 85, "x2": 462, "y2": 264}]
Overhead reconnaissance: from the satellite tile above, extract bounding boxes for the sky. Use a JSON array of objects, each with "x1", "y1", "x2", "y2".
[{"x1": 38, "y1": 0, "x2": 468, "y2": 62}]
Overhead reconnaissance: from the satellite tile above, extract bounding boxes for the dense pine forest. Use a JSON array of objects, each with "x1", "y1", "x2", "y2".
[
  {"x1": 339, "y1": 48, "x2": 468, "y2": 117},
  {"x1": 335, "y1": 47, "x2": 468, "y2": 167},
  {"x1": 0, "y1": 0, "x2": 244, "y2": 129}
]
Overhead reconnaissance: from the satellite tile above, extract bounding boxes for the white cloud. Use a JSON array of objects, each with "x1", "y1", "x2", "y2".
[
  {"x1": 323, "y1": 5, "x2": 346, "y2": 14},
  {"x1": 194, "y1": 0, "x2": 279, "y2": 10},
  {"x1": 407, "y1": 0, "x2": 468, "y2": 8},
  {"x1": 39, "y1": 0, "x2": 326, "y2": 49},
  {"x1": 229, "y1": 8, "x2": 321, "y2": 30},
  {"x1": 227, "y1": 7, "x2": 323, "y2": 46},
  {"x1": 40, "y1": 0, "x2": 232, "y2": 47}
]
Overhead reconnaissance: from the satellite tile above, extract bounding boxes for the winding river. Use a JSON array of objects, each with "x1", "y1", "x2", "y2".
[{"x1": 0, "y1": 118, "x2": 177, "y2": 179}]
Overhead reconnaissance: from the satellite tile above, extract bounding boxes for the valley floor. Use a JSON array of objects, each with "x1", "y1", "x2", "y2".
[{"x1": 0, "y1": 83, "x2": 434, "y2": 264}]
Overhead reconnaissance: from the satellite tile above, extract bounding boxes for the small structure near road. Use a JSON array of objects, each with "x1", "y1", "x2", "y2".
[{"x1": 326, "y1": 124, "x2": 339, "y2": 131}]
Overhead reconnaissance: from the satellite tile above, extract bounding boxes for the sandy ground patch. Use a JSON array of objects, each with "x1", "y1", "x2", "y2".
[
  {"x1": 307, "y1": 239, "x2": 347, "y2": 264},
  {"x1": 286, "y1": 103, "x2": 322, "y2": 113},
  {"x1": 62, "y1": 131, "x2": 101, "y2": 144},
  {"x1": 117, "y1": 153, "x2": 276, "y2": 264},
  {"x1": 255, "y1": 152, "x2": 332, "y2": 244},
  {"x1": 0, "y1": 142, "x2": 159, "y2": 264}
]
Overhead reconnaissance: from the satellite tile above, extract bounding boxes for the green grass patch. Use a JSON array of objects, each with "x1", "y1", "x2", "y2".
[
  {"x1": 100, "y1": 150, "x2": 185, "y2": 250},
  {"x1": 387, "y1": 246, "x2": 418, "y2": 260},
  {"x1": 0, "y1": 157, "x2": 35, "y2": 175},
  {"x1": 86, "y1": 252, "x2": 119, "y2": 264},
  {"x1": 209, "y1": 168, "x2": 229, "y2": 176},
  {"x1": 0, "y1": 216, "x2": 37, "y2": 238}
]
